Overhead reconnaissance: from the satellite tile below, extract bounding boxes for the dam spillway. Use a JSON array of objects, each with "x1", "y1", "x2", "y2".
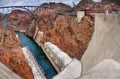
[{"x1": 17, "y1": 32, "x2": 57, "y2": 79}]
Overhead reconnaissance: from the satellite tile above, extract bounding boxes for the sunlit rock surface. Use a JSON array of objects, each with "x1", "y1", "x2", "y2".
[{"x1": 0, "y1": 27, "x2": 34, "y2": 79}]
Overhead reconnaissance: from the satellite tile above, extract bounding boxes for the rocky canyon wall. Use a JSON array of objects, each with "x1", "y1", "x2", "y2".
[
  {"x1": 29, "y1": 9, "x2": 94, "y2": 59},
  {"x1": 102, "y1": 0, "x2": 120, "y2": 6},
  {"x1": 0, "y1": 27, "x2": 34, "y2": 79}
]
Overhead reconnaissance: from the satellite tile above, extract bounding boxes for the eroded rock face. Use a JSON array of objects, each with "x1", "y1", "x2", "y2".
[
  {"x1": 0, "y1": 27, "x2": 34, "y2": 79},
  {"x1": 74, "y1": 0, "x2": 119, "y2": 13},
  {"x1": 35, "y1": 2, "x2": 73, "y2": 14},
  {"x1": 102, "y1": 0, "x2": 120, "y2": 6},
  {"x1": 34, "y1": 9, "x2": 94, "y2": 59},
  {"x1": 74, "y1": 0, "x2": 94, "y2": 11},
  {"x1": 88, "y1": 2, "x2": 119, "y2": 13},
  {"x1": 8, "y1": 10, "x2": 34, "y2": 30},
  {"x1": 25, "y1": 19, "x2": 37, "y2": 38}
]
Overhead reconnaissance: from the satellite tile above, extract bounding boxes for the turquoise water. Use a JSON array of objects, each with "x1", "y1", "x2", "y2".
[{"x1": 17, "y1": 32, "x2": 57, "y2": 79}]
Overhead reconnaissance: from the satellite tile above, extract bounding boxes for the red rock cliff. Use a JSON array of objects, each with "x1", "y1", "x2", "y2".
[
  {"x1": 8, "y1": 10, "x2": 34, "y2": 30},
  {"x1": 0, "y1": 27, "x2": 34, "y2": 79}
]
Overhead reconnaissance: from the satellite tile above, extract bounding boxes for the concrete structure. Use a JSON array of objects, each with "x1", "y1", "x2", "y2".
[
  {"x1": 80, "y1": 13, "x2": 120, "y2": 76},
  {"x1": 39, "y1": 42, "x2": 60, "y2": 72},
  {"x1": 53, "y1": 58, "x2": 82, "y2": 79},
  {"x1": 14, "y1": 30, "x2": 26, "y2": 33},
  {"x1": 34, "y1": 33, "x2": 60, "y2": 72},
  {"x1": 34, "y1": 31, "x2": 44, "y2": 43},
  {"x1": 22, "y1": 47, "x2": 46, "y2": 79},
  {"x1": 33, "y1": 26, "x2": 39, "y2": 40},
  {"x1": 44, "y1": 42, "x2": 72, "y2": 70},
  {"x1": 44, "y1": 42, "x2": 82, "y2": 79},
  {"x1": 18, "y1": 30, "x2": 26, "y2": 33},
  {"x1": 0, "y1": 27, "x2": 4, "y2": 45},
  {"x1": 77, "y1": 11, "x2": 84, "y2": 22},
  {"x1": 0, "y1": 62, "x2": 23, "y2": 79},
  {"x1": 79, "y1": 59, "x2": 120, "y2": 79}
]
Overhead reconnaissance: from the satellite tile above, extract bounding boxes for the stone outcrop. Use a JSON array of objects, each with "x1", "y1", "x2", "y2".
[{"x1": 0, "y1": 27, "x2": 34, "y2": 79}]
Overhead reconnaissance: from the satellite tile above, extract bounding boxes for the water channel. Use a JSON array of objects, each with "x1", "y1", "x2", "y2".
[{"x1": 17, "y1": 32, "x2": 57, "y2": 79}]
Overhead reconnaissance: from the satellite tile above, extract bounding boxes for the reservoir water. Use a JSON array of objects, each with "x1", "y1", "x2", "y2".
[{"x1": 17, "y1": 32, "x2": 57, "y2": 79}]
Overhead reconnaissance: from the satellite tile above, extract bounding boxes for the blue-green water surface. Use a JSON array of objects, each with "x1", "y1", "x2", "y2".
[{"x1": 17, "y1": 32, "x2": 57, "y2": 79}]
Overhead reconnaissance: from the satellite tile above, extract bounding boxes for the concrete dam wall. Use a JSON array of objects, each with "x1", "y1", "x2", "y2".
[{"x1": 81, "y1": 13, "x2": 120, "y2": 75}]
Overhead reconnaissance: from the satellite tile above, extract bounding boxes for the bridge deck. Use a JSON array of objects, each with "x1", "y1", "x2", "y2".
[{"x1": 0, "y1": 6, "x2": 39, "y2": 14}]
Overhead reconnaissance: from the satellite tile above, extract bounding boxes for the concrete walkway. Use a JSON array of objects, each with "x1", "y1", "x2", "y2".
[{"x1": 0, "y1": 62, "x2": 23, "y2": 79}]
